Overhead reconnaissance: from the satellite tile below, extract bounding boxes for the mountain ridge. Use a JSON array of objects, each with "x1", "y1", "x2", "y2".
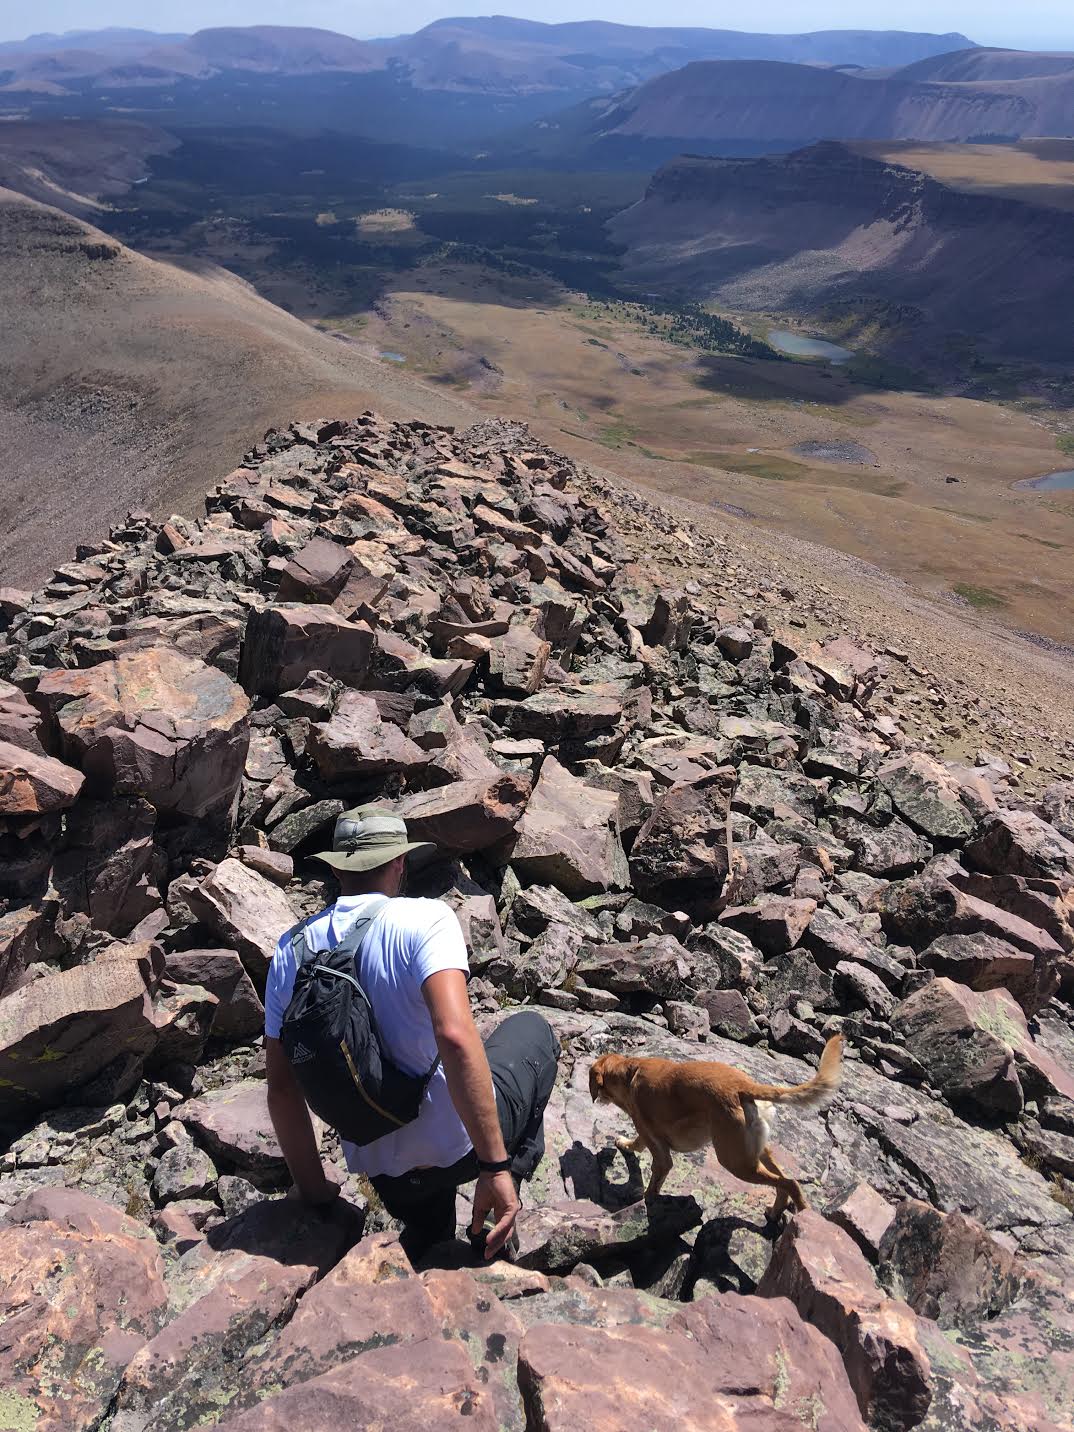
[{"x1": 0, "y1": 19, "x2": 978, "y2": 98}]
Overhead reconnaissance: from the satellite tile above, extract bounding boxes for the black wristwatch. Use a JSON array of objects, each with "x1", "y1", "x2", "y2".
[{"x1": 476, "y1": 1156, "x2": 512, "y2": 1174}]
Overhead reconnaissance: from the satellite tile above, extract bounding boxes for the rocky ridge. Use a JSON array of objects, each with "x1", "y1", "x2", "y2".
[{"x1": 1, "y1": 413, "x2": 1073, "y2": 1431}]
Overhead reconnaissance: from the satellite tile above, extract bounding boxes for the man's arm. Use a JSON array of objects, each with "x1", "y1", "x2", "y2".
[
  {"x1": 265, "y1": 1037, "x2": 339, "y2": 1204},
  {"x1": 422, "y1": 968, "x2": 520, "y2": 1258}
]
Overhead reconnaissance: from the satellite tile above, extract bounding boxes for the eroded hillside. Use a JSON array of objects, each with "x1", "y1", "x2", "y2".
[{"x1": 0, "y1": 189, "x2": 471, "y2": 586}]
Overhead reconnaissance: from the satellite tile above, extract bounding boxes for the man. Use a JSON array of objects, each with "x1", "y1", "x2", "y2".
[{"x1": 264, "y1": 805, "x2": 559, "y2": 1261}]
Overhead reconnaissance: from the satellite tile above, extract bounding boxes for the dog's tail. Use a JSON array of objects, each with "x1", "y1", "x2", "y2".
[{"x1": 743, "y1": 1035, "x2": 843, "y2": 1110}]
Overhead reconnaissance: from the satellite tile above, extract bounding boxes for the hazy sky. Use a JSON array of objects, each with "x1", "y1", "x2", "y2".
[{"x1": 3, "y1": 2, "x2": 1073, "y2": 51}]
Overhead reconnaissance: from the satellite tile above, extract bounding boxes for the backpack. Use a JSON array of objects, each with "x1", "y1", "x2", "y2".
[{"x1": 279, "y1": 897, "x2": 440, "y2": 1146}]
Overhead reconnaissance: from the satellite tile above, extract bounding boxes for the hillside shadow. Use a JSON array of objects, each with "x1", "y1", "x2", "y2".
[{"x1": 693, "y1": 352, "x2": 866, "y2": 405}]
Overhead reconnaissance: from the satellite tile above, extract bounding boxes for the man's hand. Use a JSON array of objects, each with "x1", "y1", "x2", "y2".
[
  {"x1": 470, "y1": 1169, "x2": 521, "y2": 1259},
  {"x1": 286, "y1": 1175, "x2": 341, "y2": 1207}
]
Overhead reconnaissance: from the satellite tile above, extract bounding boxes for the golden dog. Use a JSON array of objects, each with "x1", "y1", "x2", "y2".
[{"x1": 589, "y1": 1035, "x2": 843, "y2": 1219}]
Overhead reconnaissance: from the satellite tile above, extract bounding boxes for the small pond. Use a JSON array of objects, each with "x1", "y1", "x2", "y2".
[
  {"x1": 1015, "y1": 470, "x2": 1074, "y2": 492},
  {"x1": 767, "y1": 329, "x2": 853, "y2": 364},
  {"x1": 379, "y1": 351, "x2": 407, "y2": 363}
]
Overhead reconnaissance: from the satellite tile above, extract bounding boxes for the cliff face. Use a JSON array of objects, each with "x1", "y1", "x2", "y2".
[
  {"x1": 610, "y1": 143, "x2": 1074, "y2": 362},
  {"x1": 580, "y1": 54, "x2": 1074, "y2": 149}
]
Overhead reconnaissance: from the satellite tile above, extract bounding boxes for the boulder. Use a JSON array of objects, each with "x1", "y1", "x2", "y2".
[
  {"x1": 919, "y1": 933, "x2": 1042, "y2": 1014},
  {"x1": 163, "y1": 948, "x2": 265, "y2": 1041},
  {"x1": 804, "y1": 908, "x2": 907, "y2": 989},
  {"x1": 966, "y1": 810, "x2": 1074, "y2": 882},
  {"x1": 152, "y1": 980, "x2": 219, "y2": 1067},
  {"x1": 153, "y1": 1141, "x2": 219, "y2": 1203},
  {"x1": 308, "y1": 690, "x2": 430, "y2": 780},
  {"x1": 371, "y1": 628, "x2": 474, "y2": 699},
  {"x1": 490, "y1": 921, "x2": 582, "y2": 997},
  {"x1": 720, "y1": 897, "x2": 817, "y2": 956},
  {"x1": 629, "y1": 771, "x2": 734, "y2": 909},
  {"x1": 184, "y1": 857, "x2": 298, "y2": 982},
  {"x1": 239, "y1": 604, "x2": 373, "y2": 697},
  {"x1": 237, "y1": 1230, "x2": 526, "y2": 1427},
  {"x1": 493, "y1": 687, "x2": 623, "y2": 741},
  {"x1": 1039, "y1": 781, "x2": 1074, "y2": 842},
  {"x1": 238, "y1": 844, "x2": 294, "y2": 885},
  {"x1": 0, "y1": 957, "x2": 157, "y2": 1119},
  {"x1": 519, "y1": 1321, "x2": 812, "y2": 1431},
  {"x1": 878, "y1": 874, "x2": 1063, "y2": 988},
  {"x1": 0, "y1": 1189, "x2": 168, "y2": 1431},
  {"x1": 840, "y1": 817, "x2": 932, "y2": 877},
  {"x1": 511, "y1": 755, "x2": 629, "y2": 897},
  {"x1": 758, "y1": 1209, "x2": 932, "y2": 1432},
  {"x1": 829, "y1": 1182, "x2": 896, "y2": 1263},
  {"x1": 0, "y1": 736, "x2": 84, "y2": 814},
  {"x1": 396, "y1": 772, "x2": 531, "y2": 853},
  {"x1": 0, "y1": 679, "x2": 45, "y2": 755},
  {"x1": 670, "y1": 1293, "x2": 867, "y2": 1432},
  {"x1": 485, "y1": 624, "x2": 552, "y2": 696},
  {"x1": 575, "y1": 935, "x2": 691, "y2": 999},
  {"x1": 700, "y1": 988, "x2": 759, "y2": 1042},
  {"x1": 276, "y1": 536, "x2": 357, "y2": 604},
  {"x1": 0, "y1": 905, "x2": 49, "y2": 996},
  {"x1": 176, "y1": 1079, "x2": 287, "y2": 1180},
  {"x1": 878, "y1": 1200, "x2": 1028, "y2": 1329},
  {"x1": 115, "y1": 1199, "x2": 365, "y2": 1429},
  {"x1": 50, "y1": 795, "x2": 159, "y2": 936},
  {"x1": 243, "y1": 1233, "x2": 438, "y2": 1395},
  {"x1": 890, "y1": 979, "x2": 1024, "y2": 1118},
  {"x1": 36, "y1": 649, "x2": 250, "y2": 819},
  {"x1": 877, "y1": 753, "x2": 975, "y2": 842},
  {"x1": 686, "y1": 924, "x2": 765, "y2": 992}
]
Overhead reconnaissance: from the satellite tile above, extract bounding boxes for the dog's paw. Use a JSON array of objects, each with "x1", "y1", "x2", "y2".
[{"x1": 614, "y1": 1135, "x2": 637, "y2": 1153}]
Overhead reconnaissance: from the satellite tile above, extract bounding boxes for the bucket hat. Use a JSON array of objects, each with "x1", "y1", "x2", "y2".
[{"x1": 311, "y1": 805, "x2": 435, "y2": 873}]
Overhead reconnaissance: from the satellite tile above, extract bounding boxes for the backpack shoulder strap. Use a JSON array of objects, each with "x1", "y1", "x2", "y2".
[
  {"x1": 333, "y1": 895, "x2": 392, "y2": 960},
  {"x1": 284, "y1": 915, "x2": 319, "y2": 967}
]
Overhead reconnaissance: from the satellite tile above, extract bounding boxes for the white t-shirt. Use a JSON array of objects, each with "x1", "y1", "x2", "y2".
[{"x1": 264, "y1": 893, "x2": 473, "y2": 1178}]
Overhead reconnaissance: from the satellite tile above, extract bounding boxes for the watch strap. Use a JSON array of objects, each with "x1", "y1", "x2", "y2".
[{"x1": 476, "y1": 1156, "x2": 513, "y2": 1174}]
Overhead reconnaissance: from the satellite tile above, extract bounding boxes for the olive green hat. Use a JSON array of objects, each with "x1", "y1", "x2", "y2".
[{"x1": 311, "y1": 805, "x2": 435, "y2": 873}]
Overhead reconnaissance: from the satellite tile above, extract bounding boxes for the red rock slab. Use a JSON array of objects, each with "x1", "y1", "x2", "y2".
[
  {"x1": 0, "y1": 956, "x2": 156, "y2": 1119},
  {"x1": 175, "y1": 1078, "x2": 287, "y2": 1177},
  {"x1": 245, "y1": 1232, "x2": 439, "y2": 1394},
  {"x1": 758, "y1": 1209, "x2": 932, "y2": 1432},
  {"x1": 239, "y1": 603, "x2": 374, "y2": 697},
  {"x1": 215, "y1": 1338, "x2": 499, "y2": 1431},
  {"x1": 0, "y1": 679, "x2": 46, "y2": 755},
  {"x1": 35, "y1": 648, "x2": 249, "y2": 818},
  {"x1": 116, "y1": 1199, "x2": 366, "y2": 1426},
  {"x1": 308, "y1": 690, "x2": 430, "y2": 780},
  {"x1": 396, "y1": 771, "x2": 531, "y2": 853},
  {"x1": 184, "y1": 856, "x2": 298, "y2": 981},
  {"x1": 0, "y1": 1190, "x2": 167, "y2": 1432},
  {"x1": 517, "y1": 1321, "x2": 807, "y2": 1432},
  {"x1": 511, "y1": 755, "x2": 629, "y2": 898},
  {"x1": 0, "y1": 735, "x2": 84, "y2": 814},
  {"x1": 670, "y1": 1292, "x2": 866, "y2": 1432}
]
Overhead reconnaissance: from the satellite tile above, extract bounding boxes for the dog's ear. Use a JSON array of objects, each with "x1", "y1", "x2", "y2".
[{"x1": 588, "y1": 1061, "x2": 604, "y2": 1101}]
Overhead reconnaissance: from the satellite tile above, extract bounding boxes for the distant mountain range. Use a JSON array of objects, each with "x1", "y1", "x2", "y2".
[{"x1": 0, "y1": 19, "x2": 976, "y2": 98}]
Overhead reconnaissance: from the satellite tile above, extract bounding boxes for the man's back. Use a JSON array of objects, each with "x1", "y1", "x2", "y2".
[{"x1": 264, "y1": 892, "x2": 472, "y2": 1177}]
